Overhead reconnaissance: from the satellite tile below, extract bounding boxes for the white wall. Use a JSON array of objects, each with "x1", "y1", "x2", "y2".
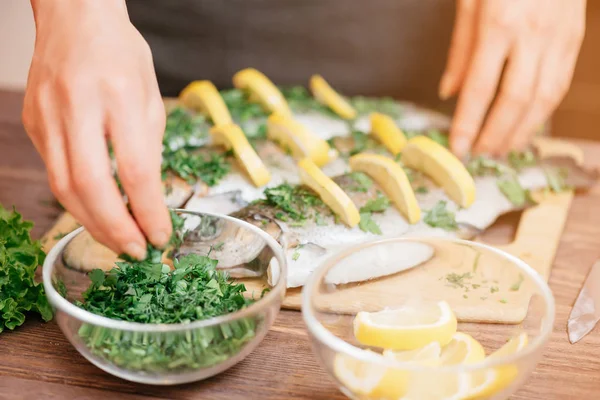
[{"x1": 0, "y1": 0, "x2": 35, "y2": 90}]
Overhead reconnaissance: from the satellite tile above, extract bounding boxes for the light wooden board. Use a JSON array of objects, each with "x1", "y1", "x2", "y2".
[{"x1": 40, "y1": 128, "x2": 582, "y2": 323}]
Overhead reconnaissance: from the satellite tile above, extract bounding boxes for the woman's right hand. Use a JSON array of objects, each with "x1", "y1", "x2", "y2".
[{"x1": 23, "y1": 0, "x2": 171, "y2": 260}]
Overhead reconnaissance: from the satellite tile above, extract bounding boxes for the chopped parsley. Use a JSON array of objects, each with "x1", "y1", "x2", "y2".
[
  {"x1": 279, "y1": 86, "x2": 338, "y2": 118},
  {"x1": 161, "y1": 150, "x2": 230, "y2": 186},
  {"x1": 497, "y1": 176, "x2": 529, "y2": 207},
  {"x1": 508, "y1": 150, "x2": 537, "y2": 171},
  {"x1": 347, "y1": 172, "x2": 374, "y2": 193},
  {"x1": 75, "y1": 212, "x2": 257, "y2": 372},
  {"x1": 424, "y1": 201, "x2": 458, "y2": 231},
  {"x1": 415, "y1": 186, "x2": 429, "y2": 194},
  {"x1": 358, "y1": 195, "x2": 391, "y2": 235},
  {"x1": 445, "y1": 272, "x2": 473, "y2": 289},
  {"x1": 467, "y1": 156, "x2": 512, "y2": 177},
  {"x1": 426, "y1": 129, "x2": 449, "y2": 148},
  {"x1": 163, "y1": 107, "x2": 209, "y2": 152},
  {"x1": 350, "y1": 96, "x2": 402, "y2": 119},
  {"x1": 260, "y1": 183, "x2": 325, "y2": 223},
  {"x1": 292, "y1": 248, "x2": 301, "y2": 261}
]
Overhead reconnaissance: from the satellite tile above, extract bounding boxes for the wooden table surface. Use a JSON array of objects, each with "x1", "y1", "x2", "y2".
[{"x1": 1, "y1": 90, "x2": 600, "y2": 400}]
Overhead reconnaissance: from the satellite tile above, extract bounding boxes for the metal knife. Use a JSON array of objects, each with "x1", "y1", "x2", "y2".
[{"x1": 568, "y1": 259, "x2": 600, "y2": 343}]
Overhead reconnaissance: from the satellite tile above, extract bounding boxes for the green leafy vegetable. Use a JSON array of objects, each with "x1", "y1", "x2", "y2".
[
  {"x1": 162, "y1": 150, "x2": 230, "y2": 186},
  {"x1": 426, "y1": 129, "x2": 449, "y2": 148},
  {"x1": 350, "y1": 96, "x2": 403, "y2": 119},
  {"x1": 163, "y1": 107, "x2": 210, "y2": 152},
  {"x1": 260, "y1": 183, "x2": 325, "y2": 223},
  {"x1": 497, "y1": 176, "x2": 529, "y2": 207},
  {"x1": 0, "y1": 205, "x2": 52, "y2": 333},
  {"x1": 347, "y1": 172, "x2": 373, "y2": 193},
  {"x1": 467, "y1": 156, "x2": 512, "y2": 177},
  {"x1": 424, "y1": 201, "x2": 458, "y2": 231},
  {"x1": 508, "y1": 150, "x2": 537, "y2": 171},
  {"x1": 415, "y1": 186, "x2": 429, "y2": 194},
  {"x1": 279, "y1": 86, "x2": 338, "y2": 118},
  {"x1": 358, "y1": 195, "x2": 391, "y2": 235}
]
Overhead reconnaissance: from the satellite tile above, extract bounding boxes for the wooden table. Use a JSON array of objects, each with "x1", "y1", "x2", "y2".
[{"x1": 1, "y1": 90, "x2": 600, "y2": 400}]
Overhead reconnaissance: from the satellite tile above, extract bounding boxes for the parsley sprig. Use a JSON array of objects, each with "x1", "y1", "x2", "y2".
[
  {"x1": 259, "y1": 183, "x2": 325, "y2": 223},
  {"x1": 424, "y1": 201, "x2": 458, "y2": 231}
]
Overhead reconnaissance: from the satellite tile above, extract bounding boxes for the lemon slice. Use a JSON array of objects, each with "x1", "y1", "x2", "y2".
[
  {"x1": 349, "y1": 153, "x2": 421, "y2": 224},
  {"x1": 178, "y1": 80, "x2": 233, "y2": 126},
  {"x1": 309, "y1": 74, "x2": 357, "y2": 120},
  {"x1": 353, "y1": 301, "x2": 457, "y2": 351},
  {"x1": 297, "y1": 158, "x2": 360, "y2": 227},
  {"x1": 440, "y1": 332, "x2": 486, "y2": 365},
  {"x1": 267, "y1": 113, "x2": 334, "y2": 166},
  {"x1": 333, "y1": 351, "x2": 388, "y2": 396},
  {"x1": 465, "y1": 333, "x2": 528, "y2": 400},
  {"x1": 210, "y1": 124, "x2": 271, "y2": 187},
  {"x1": 232, "y1": 68, "x2": 291, "y2": 116},
  {"x1": 370, "y1": 112, "x2": 407, "y2": 155},
  {"x1": 365, "y1": 343, "x2": 443, "y2": 399},
  {"x1": 401, "y1": 135, "x2": 476, "y2": 208}
]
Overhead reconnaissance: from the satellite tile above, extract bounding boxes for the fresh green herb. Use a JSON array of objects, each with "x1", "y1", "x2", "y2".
[
  {"x1": 162, "y1": 150, "x2": 230, "y2": 186},
  {"x1": 315, "y1": 212, "x2": 327, "y2": 226},
  {"x1": 490, "y1": 286, "x2": 499, "y2": 294},
  {"x1": 359, "y1": 213, "x2": 382, "y2": 235},
  {"x1": 358, "y1": 195, "x2": 390, "y2": 235},
  {"x1": 220, "y1": 89, "x2": 268, "y2": 122},
  {"x1": 424, "y1": 201, "x2": 458, "y2": 231},
  {"x1": 163, "y1": 107, "x2": 210, "y2": 152},
  {"x1": 260, "y1": 183, "x2": 325, "y2": 222},
  {"x1": 545, "y1": 167, "x2": 570, "y2": 193},
  {"x1": 510, "y1": 274, "x2": 525, "y2": 291},
  {"x1": 347, "y1": 172, "x2": 373, "y2": 193},
  {"x1": 508, "y1": 150, "x2": 537, "y2": 171},
  {"x1": 350, "y1": 96, "x2": 402, "y2": 119},
  {"x1": 0, "y1": 205, "x2": 53, "y2": 333},
  {"x1": 499, "y1": 299, "x2": 508, "y2": 304},
  {"x1": 292, "y1": 249, "x2": 301, "y2": 261},
  {"x1": 415, "y1": 186, "x2": 429, "y2": 194},
  {"x1": 279, "y1": 86, "x2": 338, "y2": 118},
  {"x1": 445, "y1": 272, "x2": 472, "y2": 289},
  {"x1": 497, "y1": 176, "x2": 528, "y2": 207},
  {"x1": 467, "y1": 156, "x2": 512, "y2": 177},
  {"x1": 426, "y1": 129, "x2": 449, "y2": 148}
]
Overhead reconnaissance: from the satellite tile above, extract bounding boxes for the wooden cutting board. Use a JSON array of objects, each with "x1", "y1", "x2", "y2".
[{"x1": 40, "y1": 128, "x2": 583, "y2": 323}]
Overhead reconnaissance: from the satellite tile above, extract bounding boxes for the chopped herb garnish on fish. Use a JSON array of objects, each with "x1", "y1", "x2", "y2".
[
  {"x1": 467, "y1": 156, "x2": 512, "y2": 177},
  {"x1": 163, "y1": 107, "x2": 209, "y2": 152},
  {"x1": 350, "y1": 96, "x2": 402, "y2": 119},
  {"x1": 426, "y1": 129, "x2": 449, "y2": 148},
  {"x1": 415, "y1": 186, "x2": 429, "y2": 194},
  {"x1": 162, "y1": 150, "x2": 230, "y2": 186},
  {"x1": 510, "y1": 274, "x2": 525, "y2": 291},
  {"x1": 348, "y1": 172, "x2": 374, "y2": 193},
  {"x1": 358, "y1": 213, "x2": 382, "y2": 235},
  {"x1": 424, "y1": 201, "x2": 458, "y2": 231},
  {"x1": 260, "y1": 183, "x2": 325, "y2": 223},
  {"x1": 508, "y1": 150, "x2": 537, "y2": 171},
  {"x1": 360, "y1": 195, "x2": 390, "y2": 213},
  {"x1": 497, "y1": 176, "x2": 529, "y2": 207},
  {"x1": 220, "y1": 89, "x2": 269, "y2": 122},
  {"x1": 292, "y1": 249, "x2": 301, "y2": 261},
  {"x1": 279, "y1": 86, "x2": 338, "y2": 118}
]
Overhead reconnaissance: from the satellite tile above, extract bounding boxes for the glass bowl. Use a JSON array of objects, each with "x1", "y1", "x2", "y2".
[
  {"x1": 42, "y1": 210, "x2": 286, "y2": 385},
  {"x1": 301, "y1": 237, "x2": 555, "y2": 400}
]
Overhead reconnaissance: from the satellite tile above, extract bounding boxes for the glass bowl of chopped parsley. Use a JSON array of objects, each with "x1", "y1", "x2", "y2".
[
  {"x1": 301, "y1": 237, "x2": 555, "y2": 399},
  {"x1": 42, "y1": 210, "x2": 286, "y2": 385}
]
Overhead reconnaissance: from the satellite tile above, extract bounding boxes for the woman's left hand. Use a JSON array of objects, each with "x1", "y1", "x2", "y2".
[{"x1": 441, "y1": 0, "x2": 586, "y2": 158}]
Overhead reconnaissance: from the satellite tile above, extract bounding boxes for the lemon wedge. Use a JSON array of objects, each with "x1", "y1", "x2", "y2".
[
  {"x1": 232, "y1": 68, "x2": 291, "y2": 116},
  {"x1": 297, "y1": 158, "x2": 360, "y2": 227},
  {"x1": 464, "y1": 333, "x2": 528, "y2": 400},
  {"x1": 370, "y1": 112, "x2": 407, "y2": 155},
  {"x1": 333, "y1": 351, "x2": 388, "y2": 396},
  {"x1": 267, "y1": 113, "x2": 334, "y2": 166},
  {"x1": 401, "y1": 136, "x2": 476, "y2": 208},
  {"x1": 353, "y1": 301, "x2": 457, "y2": 351},
  {"x1": 210, "y1": 124, "x2": 271, "y2": 187},
  {"x1": 349, "y1": 153, "x2": 421, "y2": 224},
  {"x1": 309, "y1": 74, "x2": 357, "y2": 120},
  {"x1": 440, "y1": 332, "x2": 486, "y2": 365},
  {"x1": 178, "y1": 80, "x2": 233, "y2": 126}
]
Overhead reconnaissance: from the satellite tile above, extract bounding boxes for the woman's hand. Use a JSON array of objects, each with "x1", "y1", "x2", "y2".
[
  {"x1": 441, "y1": 0, "x2": 586, "y2": 158},
  {"x1": 23, "y1": 0, "x2": 171, "y2": 260}
]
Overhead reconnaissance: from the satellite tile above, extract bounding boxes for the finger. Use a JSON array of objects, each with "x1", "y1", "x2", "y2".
[
  {"x1": 509, "y1": 8, "x2": 585, "y2": 150},
  {"x1": 109, "y1": 91, "x2": 171, "y2": 249},
  {"x1": 449, "y1": 23, "x2": 511, "y2": 158},
  {"x1": 473, "y1": 39, "x2": 542, "y2": 156},
  {"x1": 64, "y1": 105, "x2": 148, "y2": 260},
  {"x1": 439, "y1": 0, "x2": 480, "y2": 99}
]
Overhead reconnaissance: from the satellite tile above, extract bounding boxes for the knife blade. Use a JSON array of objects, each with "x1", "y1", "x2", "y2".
[{"x1": 568, "y1": 259, "x2": 600, "y2": 343}]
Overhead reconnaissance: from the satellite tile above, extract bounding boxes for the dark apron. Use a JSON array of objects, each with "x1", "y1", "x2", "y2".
[{"x1": 127, "y1": 0, "x2": 455, "y2": 110}]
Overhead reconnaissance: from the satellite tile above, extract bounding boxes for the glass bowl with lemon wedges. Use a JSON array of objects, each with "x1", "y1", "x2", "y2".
[
  {"x1": 43, "y1": 210, "x2": 286, "y2": 385},
  {"x1": 302, "y1": 237, "x2": 554, "y2": 400}
]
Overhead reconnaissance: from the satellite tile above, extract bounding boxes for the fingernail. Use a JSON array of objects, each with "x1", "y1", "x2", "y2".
[
  {"x1": 149, "y1": 231, "x2": 170, "y2": 248},
  {"x1": 453, "y1": 137, "x2": 471, "y2": 159},
  {"x1": 125, "y1": 242, "x2": 147, "y2": 260},
  {"x1": 439, "y1": 74, "x2": 453, "y2": 100}
]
